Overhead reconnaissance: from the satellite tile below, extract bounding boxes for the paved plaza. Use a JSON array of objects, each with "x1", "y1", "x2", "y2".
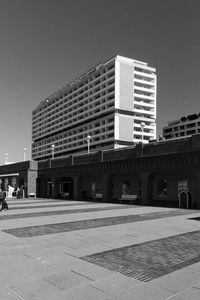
[{"x1": 1, "y1": 199, "x2": 200, "y2": 299}]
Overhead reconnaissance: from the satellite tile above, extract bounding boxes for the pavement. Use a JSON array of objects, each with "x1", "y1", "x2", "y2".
[{"x1": 0, "y1": 198, "x2": 200, "y2": 299}]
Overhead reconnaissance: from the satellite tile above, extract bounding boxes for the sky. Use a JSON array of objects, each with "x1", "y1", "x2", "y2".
[{"x1": 0, "y1": 0, "x2": 199, "y2": 163}]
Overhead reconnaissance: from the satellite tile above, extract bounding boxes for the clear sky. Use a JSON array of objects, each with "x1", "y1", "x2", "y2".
[{"x1": 0, "y1": 0, "x2": 199, "y2": 163}]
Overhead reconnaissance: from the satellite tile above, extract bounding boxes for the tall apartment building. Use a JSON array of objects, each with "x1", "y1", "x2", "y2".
[
  {"x1": 32, "y1": 55, "x2": 157, "y2": 161},
  {"x1": 163, "y1": 113, "x2": 200, "y2": 140}
]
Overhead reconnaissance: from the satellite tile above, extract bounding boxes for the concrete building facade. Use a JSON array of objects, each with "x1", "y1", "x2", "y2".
[
  {"x1": 32, "y1": 55, "x2": 156, "y2": 161},
  {"x1": 163, "y1": 113, "x2": 200, "y2": 140}
]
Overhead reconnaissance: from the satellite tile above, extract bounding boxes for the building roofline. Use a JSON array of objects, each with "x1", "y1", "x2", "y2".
[{"x1": 33, "y1": 54, "x2": 156, "y2": 112}]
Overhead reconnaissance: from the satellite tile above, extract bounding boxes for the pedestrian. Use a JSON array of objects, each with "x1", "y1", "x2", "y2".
[
  {"x1": 19, "y1": 185, "x2": 24, "y2": 198},
  {"x1": 0, "y1": 189, "x2": 6, "y2": 212},
  {"x1": 16, "y1": 186, "x2": 20, "y2": 198}
]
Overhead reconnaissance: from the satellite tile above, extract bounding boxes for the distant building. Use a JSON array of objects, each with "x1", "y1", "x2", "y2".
[
  {"x1": 163, "y1": 113, "x2": 200, "y2": 140},
  {"x1": 32, "y1": 55, "x2": 157, "y2": 161}
]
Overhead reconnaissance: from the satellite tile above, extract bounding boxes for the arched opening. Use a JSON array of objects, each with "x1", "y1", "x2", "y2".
[
  {"x1": 58, "y1": 177, "x2": 73, "y2": 199},
  {"x1": 110, "y1": 174, "x2": 140, "y2": 203},
  {"x1": 179, "y1": 191, "x2": 192, "y2": 209},
  {"x1": 80, "y1": 176, "x2": 99, "y2": 200}
]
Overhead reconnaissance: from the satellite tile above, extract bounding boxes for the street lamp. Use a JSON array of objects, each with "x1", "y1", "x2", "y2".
[
  {"x1": 140, "y1": 122, "x2": 146, "y2": 144},
  {"x1": 87, "y1": 135, "x2": 91, "y2": 154},
  {"x1": 5, "y1": 153, "x2": 8, "y2": 164},
  {"x1": 23, "y1": 148, "x2": 27, "y2": 161},
  {"x1": 140, "y1": 122, "x2": 146, "y2": 158},
  {"x1": 51, "y1": 144, "x2": 55, "y2": 159}
]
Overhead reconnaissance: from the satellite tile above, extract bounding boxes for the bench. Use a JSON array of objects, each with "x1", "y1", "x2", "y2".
[
  {"x1": 92, "y1": 193, "x2": 103, "y2": 200},
  {"x1": 61, "y1": 192, "x2": 70, "y2": 199},
  {"x1": 119, "y1": 194, "x2": 137, "y2": 205},
  {"x1": 28, "y1": 193, "x2": 36, "y2": 199}
]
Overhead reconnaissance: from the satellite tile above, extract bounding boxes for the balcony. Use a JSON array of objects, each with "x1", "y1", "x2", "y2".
[
  {"x1": 134, "y1": 93, "x2": 155, "y2": 101},
  {"x1": 134, "y1": 108, "x2": 155, "y2": 117},
  {"x1": 134, "y1": 86, "x2": 155, "y2": 94},
  {"x1": 134, "y1": 100, "x2": 154, "y2": 108},
  {"x1": 134, "y1": 70, "x2": 156, "y2": 79},
  {"x1": 134, "y1": 78, "x2": 155, "y2": 86}
]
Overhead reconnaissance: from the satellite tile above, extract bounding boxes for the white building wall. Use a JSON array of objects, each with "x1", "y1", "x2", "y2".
[
  {"x1": 115, "y1": 58, "x2": 134, "y2": 111},
  {"x1": 115, "y1": 114, "x2": 134, "y2": 143},
  {"x1": 114, "y1": 55, "x2": 156, "y2": 147}
]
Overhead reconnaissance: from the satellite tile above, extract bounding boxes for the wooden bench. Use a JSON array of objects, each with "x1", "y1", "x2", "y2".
[
  {"x1": 119, "y1": 194, "x2": 137, "y2": 205},
  {"x1": 92, "y1": 193, "x2": 103, "y2": 200},
  {"x1": 60, "y1": 192, "x2": 70, "y2": 199}
]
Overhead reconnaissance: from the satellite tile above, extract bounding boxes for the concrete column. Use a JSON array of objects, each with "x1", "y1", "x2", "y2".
[
  {"x1": 51, "y1": 177, "x2": 60, "y2": 199},
  {"x1": 101, "y1": 174, "x2": 112, "y2": 203},
  {"x1": 27, "y1": 170, "x2": 37, "y2": 198},
  {"x1": 38, "y1": 177, "x2": 47, "y2": 198},
  {"x1": 139, "y1": 171, "x2": 152, "y2": 205},
  {"x1": 73, "y1": 176, "x2": 81, "y2": 201}
]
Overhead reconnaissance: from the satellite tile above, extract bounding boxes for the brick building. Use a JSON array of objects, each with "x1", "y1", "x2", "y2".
[
  {"x1": 36, "y1": 134, "x2": 200, "y2": 209},
  {"x1": 1, "y1": 135, "x2": 200, "y2": 209}
]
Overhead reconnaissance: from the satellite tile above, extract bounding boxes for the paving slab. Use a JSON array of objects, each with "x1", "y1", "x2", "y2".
[
  {"x1": 41, "y1": 284, "x2": 108, "y2": 300},
  {"x1": 167, "y1": 287, "x2": 200, "y2": 300},
  {"x1": 9, "y1": 277, "x2": 62, "y2": 300},
  {"x1": 44, "y1": 270, "x2": 93, "y2": 290},
  {"x1": 152, "y1": 267, "x2": 200, "y2": 293},
  {"x1": 70, "y1": 262, "x2": 117, "y2": 281},
  {"x1": 0, "y1": 289, "x2": 21, "y2": 300},
  {"x1": 105, "y1": 283, "x2": 175, "y2": 300},
  {"x1": 89, "y1": 273, "x2": 142, "y2": 295}
]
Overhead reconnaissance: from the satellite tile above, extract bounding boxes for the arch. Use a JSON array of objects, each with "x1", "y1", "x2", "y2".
[
  {"x1": 150, "y1": 172, "x2": 178, "y2": 207},
  {"x1": 178, "y1": 191, "x2": 192, "y2": 209},
  {"x1": 109, "y1": 173, "x2": 140, "y2": 202},
  {"x1": 58, "y1": 177, "x2": 73, "y2": 199},
  {"x1": 139, "y1": 171, "x2": 154, "y2": 206},
  {"x1": 79, "y1": 174, "x2": 103, "y2": 200}
]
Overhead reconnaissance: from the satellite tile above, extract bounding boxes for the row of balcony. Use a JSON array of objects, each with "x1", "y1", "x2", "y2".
[{"x1": 33, "y1": 68, "x2": 115, "y2": 117}]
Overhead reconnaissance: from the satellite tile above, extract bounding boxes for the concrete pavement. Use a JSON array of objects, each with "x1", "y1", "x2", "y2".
[{"x1": 0, "y1": 198, "x2": 200, "y2": 299}]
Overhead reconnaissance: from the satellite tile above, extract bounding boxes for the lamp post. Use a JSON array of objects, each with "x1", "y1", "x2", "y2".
[
  {"x1": 140, "y1": 122, "x2": 146, "y2": 157},
  {"x1": 5, "y1": 153, "x2": 8, "y2": 165},
  {"x1": 87, "y1": 135, "x2": 91, "y2": 154},
  {"x1": 51, "y1": 144, "x2": 55, "y2": 159},
  {"x1": 140, "y1": 122, "x2": 146, "y2": 144},
  {"x1": 101, "y1": 149, "x2": 104, "y2": 162},
  {"x1": 23, "y1": 148, "x2": 27, "y2": 161}
]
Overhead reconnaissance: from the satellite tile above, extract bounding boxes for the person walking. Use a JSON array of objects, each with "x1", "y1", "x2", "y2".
[{"x1": 0, "y1": 189, "x2": 6, "y2": 212}]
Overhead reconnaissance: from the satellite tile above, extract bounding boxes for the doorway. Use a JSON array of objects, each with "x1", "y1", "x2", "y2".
[
  {"x1": 59, "y1": 178, "x2": 73, "y2": 199},
  {"x1": 47, "y1": 181, "x2": 52, "y2": 198}
]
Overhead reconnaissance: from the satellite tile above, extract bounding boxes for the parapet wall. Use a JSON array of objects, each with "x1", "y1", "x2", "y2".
[{"x1": 37, "y1": 134, "x2": 200, "y2": 170}]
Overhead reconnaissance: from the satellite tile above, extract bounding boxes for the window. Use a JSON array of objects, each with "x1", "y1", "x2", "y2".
[
  {"x1": 177, "y1": 180, "x2": 188, "y2": 194},
  {"x1": 157, "y1": 180, "x2": 167, "y2": 196},
  {"x1": 122, "y1": 181, "x2": 130, "y2": 195},
  {"x1": 92, "y1": 182, "x2": 96, "y2": 196}
]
